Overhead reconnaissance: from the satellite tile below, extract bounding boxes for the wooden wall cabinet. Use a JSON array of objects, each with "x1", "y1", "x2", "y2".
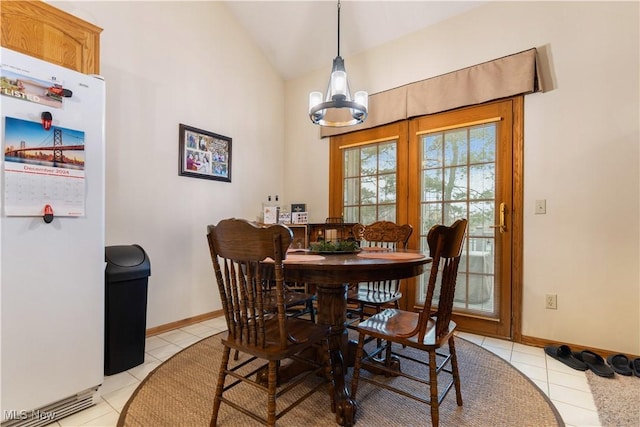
[{"x1": 1, "y1": 0, "x2": 102, "y2": 74}]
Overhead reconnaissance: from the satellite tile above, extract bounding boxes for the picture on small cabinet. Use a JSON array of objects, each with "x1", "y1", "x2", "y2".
[
  {"x1": 279, "y1": 211, "x2": 292, "y2": 224},
  {"x1": 179, "y1": 124, "x2": 231, "y2": 182},
  {"x1": 291, "y1": 203, "x2": 306, "y2": 213},
  {"x1": 291, "y1": 212, "x2": 308, "y2": 224}
]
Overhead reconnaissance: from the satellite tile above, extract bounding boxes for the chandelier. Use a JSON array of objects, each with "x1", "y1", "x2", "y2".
[{"x1": 308, "y1": 0, "x2": 368, "y2": 127}]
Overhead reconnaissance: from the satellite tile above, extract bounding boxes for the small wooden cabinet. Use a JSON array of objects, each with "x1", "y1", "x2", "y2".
[
  {"x1": 284, "y1": 223, "x2": 357, "y2": 249},
  {"x1": 1, "y1": 0, "x2": 102, "y2": 74},
  {"x1": 285, "y1": 224, "x2": 308, "y2": 249},
  {"x1": 308, "y1": 222, "x2": 357, "y2": 244}
]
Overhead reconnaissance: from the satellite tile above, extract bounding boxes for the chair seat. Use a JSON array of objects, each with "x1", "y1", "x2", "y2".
[
  {"x1": 356, "y1": 308, "x2": 456, "y2": 348},
  {"x1": 223, "y1": 316, "x2": 329, "y2": 360}
]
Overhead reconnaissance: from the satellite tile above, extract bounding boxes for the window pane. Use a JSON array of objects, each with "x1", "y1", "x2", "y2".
[
  {"x1": 447, "y1": 166, "x2": 468, "y2": 201},
  {"x1": 444, "y1": 129, "x2": 468, "y2": 166},
  {"x1": 360, "y1": 205, "x2": 377, "y2": 224},
  {"x1": 421, "y1": 202, "x2": 442, "y2": 235},
  {"x1": 344, "y1": 148, "x2": 360, "y2": 177},
  {"x1": 378, "y1": 173, "x2": 396, "y2": 203},
  {"x1": 378, "y1": 204, "x2": 396, "y2": 221},
  {"x1": 422, "y1": 134, "x2": 443, "y2": 168},
  {"x1": 343, "y1": 206, "x2": 359, "y2": 223},
  {"x1": 470, "y1": 125, "x2": 496, "y2": 163},
  {"x1": 360, "y1": 176, "x2": 377, "y2": 204},
  {"x1": 379, "y1": 143, "x2": 397, "y2": 173},
  {"x1": 469, "y1": 201, "x2": 495, "y2": 237},
  {"x1": 343, "y1": 177, "x2": 360, "y2": 205},
  {"x1": 443, "y1": 202, "x2": 467, "y2": 226},
  {"x1": 422, "y1": 169, "x2": 443, "y2": 201},
  {"x1": 469, "y1": 163, "x2": 494, "y2": 200},
  {"x1": 360, "y1": 146, "x2": 378, "y2": 175},
  {"x1": 464, "y1": 237, "x2": 493, "y2": 259}
]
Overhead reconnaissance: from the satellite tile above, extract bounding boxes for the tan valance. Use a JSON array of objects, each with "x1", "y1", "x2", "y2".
[{"x1": 321, "y1": 48, "x2": 542, "y2": 138}]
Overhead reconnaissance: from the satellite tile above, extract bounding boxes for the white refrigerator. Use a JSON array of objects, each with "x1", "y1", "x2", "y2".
[{"x1": 1, "y1": 48, "x2": 105, "y2": 425}]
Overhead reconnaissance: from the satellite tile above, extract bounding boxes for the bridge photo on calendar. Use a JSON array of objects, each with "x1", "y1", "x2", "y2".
[
  {"x1": 3, "y1": 116, "x2": 86, "y2": 217},
  {"x1": 4, "y1": 116, "x2": 85, "y2": 169}
]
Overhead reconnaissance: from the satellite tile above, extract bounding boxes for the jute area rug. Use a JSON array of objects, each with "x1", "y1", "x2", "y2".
[
  {"x1": 587, "y1": 370, "x2": 640, "y2": 427},
  {"x1": 118, "y1": 332, "x2": 563, "y2": 427}
]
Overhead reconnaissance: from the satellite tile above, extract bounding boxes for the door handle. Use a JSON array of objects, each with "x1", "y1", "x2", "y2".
[{"x1": 490, "y1": 202, "x2": 507, "y2": 233}]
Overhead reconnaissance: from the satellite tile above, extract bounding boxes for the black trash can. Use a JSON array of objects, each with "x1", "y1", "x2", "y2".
[{"x1": 104, "y1": 244, "x2": 151, "y2": 375}]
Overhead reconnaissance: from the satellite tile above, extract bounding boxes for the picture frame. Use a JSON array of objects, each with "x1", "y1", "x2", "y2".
[
  {"x1": 291, "y1": 203, "x2": 306, "y2": 213},
  {"x1": 278, "y1": 211, "x2": 292, "y2": 224},
  {"x1": 291, "y1": 212, "x2": 308, "y2": 224},
  {"x1": 179, "y1": 123, "x2": 231, "y2": 182}
]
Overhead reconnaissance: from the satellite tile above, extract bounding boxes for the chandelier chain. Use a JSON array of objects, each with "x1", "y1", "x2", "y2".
[{"x1": 337, "y1": 0, "x2": 341, "y2": 57}]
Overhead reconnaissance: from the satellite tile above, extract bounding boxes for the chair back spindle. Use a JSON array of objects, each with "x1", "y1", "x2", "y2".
[{"x1": 421, "y1": 219, "x2": 467, "y2": 340}]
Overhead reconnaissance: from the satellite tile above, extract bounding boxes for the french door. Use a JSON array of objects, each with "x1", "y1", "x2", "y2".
[{"x1": 329, "y1": 98, "x2": 522, "y2": 339}]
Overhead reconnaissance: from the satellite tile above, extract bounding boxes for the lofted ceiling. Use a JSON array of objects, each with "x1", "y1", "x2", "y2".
[{"x1": 224, "y1": 1, "x2": 485, "y2": 81}]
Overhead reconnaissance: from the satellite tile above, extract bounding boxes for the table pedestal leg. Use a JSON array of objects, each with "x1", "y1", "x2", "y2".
[{"x1": 317, "y1": 283, "x2": 357, "y2": 427}]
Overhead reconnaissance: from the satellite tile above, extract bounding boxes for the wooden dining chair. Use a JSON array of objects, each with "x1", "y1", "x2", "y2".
[
  {"x1": 347, "y1": 221, "x2": 413, "y2": 325},
  {"x1": 350, "y1": 219, "x2": 468, "y2": 427},
  {"x1": 207, "y1": 219, "x2": 334, "y2": 426}
]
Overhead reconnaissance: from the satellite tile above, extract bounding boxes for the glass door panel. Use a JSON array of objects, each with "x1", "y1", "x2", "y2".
[
  {"x1": 416, "y1": 122, "x2": 497, "y2": 317},
  {"x1": 408, "y1": 100, "x2": 514, "y2": 338}
]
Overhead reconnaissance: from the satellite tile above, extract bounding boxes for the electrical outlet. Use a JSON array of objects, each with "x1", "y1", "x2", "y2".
[
  {"x1": 535, "y1": 199, "x2": 547, "y2": 214},
  {"x1": 545, "y1": 294, "x2": 557, "y2": 310}
]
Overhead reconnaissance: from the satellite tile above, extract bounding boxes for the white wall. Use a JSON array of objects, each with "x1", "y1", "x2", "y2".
[
  {"x1": 52, "y1": 1, "x2": 286, "y2": 329},
  {"x1": 285, "y1": 2, "x2": 639, "y2": 354},
  {"x1": 52, "y1": 1, "x2": 639, "y2": 354}
]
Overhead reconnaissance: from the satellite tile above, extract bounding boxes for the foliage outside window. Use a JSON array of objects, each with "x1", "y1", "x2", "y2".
[{"x1": 343, "y1": 141, "x2": 398, "y2": 224}]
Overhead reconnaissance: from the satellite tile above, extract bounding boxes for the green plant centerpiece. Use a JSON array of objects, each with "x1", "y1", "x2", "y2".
[{"x1": 310, "y1": 240, "x2": 360, "y2": 253}]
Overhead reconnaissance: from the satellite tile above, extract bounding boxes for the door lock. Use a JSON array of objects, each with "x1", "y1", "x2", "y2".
[{"x1": 490, "y1": 202, "x2": 507, "y2": 233}]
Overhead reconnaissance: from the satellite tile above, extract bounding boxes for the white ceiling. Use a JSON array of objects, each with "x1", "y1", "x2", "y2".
[{"x1": 224, "y1": 1, "x2": 485, "y2": 81}]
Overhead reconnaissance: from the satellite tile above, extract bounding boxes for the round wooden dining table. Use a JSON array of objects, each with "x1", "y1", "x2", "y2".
[{"x1": 282, "y1": 249, "x2": 431, "y2": 427}]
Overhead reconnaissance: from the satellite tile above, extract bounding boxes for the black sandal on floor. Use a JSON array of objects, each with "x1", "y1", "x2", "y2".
[
  {"x1": 544, "y1": 345, "x2": 587, "y2": 371},
  {"x1": 631, "y1": 357, "x2": 640, "y2": 377},
  {"x1": 574, "y1": 350, "x2": 614, "y2": 378},
  {"x1": 606, "y1": 354, "x2": 632, "y2": 376}
]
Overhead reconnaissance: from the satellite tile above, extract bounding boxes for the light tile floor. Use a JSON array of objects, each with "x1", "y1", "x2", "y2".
[{"x1": 44, "y1": 318, "x2": 600, "y2": 427}]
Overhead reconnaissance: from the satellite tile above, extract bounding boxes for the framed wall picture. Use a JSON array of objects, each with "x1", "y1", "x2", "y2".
[{"x1": 179, "y1": 123, "x2": 231, "y2": 182}]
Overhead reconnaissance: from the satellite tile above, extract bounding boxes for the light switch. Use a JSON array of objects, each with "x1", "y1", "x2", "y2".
[{"x1": 535, "y1": 199, "x2": 546, "y2": 214}]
